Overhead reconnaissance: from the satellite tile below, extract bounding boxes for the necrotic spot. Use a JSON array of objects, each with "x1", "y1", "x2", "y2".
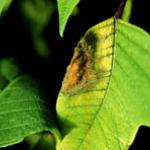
[{"x1": 84, "y1": 31, "x2": 98, "y2": 51}]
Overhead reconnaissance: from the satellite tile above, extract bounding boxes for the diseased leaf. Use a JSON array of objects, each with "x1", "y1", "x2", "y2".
[
  {"x1": 56, "y1": 18, "x2": 150, "y2": 149},
  {"x1": 57, "y1": 0, "x2": 80, "y2": 37},
  {"x1": 0, "y1": 58, "x2": 60, "y2": 147}
]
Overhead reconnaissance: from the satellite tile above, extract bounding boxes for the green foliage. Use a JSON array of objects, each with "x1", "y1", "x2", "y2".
[
  {"x1": 56, "y1": 18, "x2": 150, "y2": 149},
  {"x1": 0, "y1": 0, "x2": 150, "y2": 149},
  {"x1": 28, "y1": 133, "x2": 56, "y2": 150},
  {"x1": 57, "y1": 0, "x2": 80, "y2": 36},
  {"x1": 20, "y1": 0, "x2": 56, "y2": 57},
  {"x1": 0, "y1": 58, "x2": 59, "y2": 148},
  {"x1": 0, "y1": 0, "x2": 12, "y2": 14},
  {"x1": 122, "y1": 0, "x2": 133, "y2": 22}
]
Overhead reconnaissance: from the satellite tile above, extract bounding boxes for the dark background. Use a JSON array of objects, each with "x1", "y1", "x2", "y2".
[{"x1": 0, "y1": 0, "x2": 150, "y2": 149}]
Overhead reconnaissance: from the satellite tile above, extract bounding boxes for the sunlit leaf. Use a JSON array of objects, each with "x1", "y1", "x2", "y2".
[
  {"x1": 0, "y1": 58, "x2": 60, "y2": 147},
  {"x1": 56, "y1": 17, "x2": 150, "y2": 149}
]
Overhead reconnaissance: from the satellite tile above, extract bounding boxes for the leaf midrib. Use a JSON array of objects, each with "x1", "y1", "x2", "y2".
[{"x1": 74, "y1": 28, "x2": 116, "y2": 150}]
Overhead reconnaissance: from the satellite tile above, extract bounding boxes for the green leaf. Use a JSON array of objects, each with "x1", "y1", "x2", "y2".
[
  {"x1": 0, "y1": 0, "x2": 12, "y2": 14},
  {"x1": 0, "y1": 58, "x2": 60, "y2": 147},
  {"x1": 122, "y1": 0, "x2": 133, "y2": 22},
  {"x1": 56, "y1": 17, "x2": 150, "y2": 149},
  {"x1": 57, "y1": 0, "x2": 80, "y2": 37}
]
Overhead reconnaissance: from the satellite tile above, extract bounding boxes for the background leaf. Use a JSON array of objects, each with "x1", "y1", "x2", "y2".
[
  {"x1": 20, "y1": 0, "x2": 56, "y2": 58},
  {"x1": 0, "y1": 58, "x2": 60, "y2": 147},
  {"x1": 27, "y1": 133, "x2": 56, "y2": 150},
  {"x1": 57, "y1": 0, "x2": 80, "y2": 37},
  {"x1": 122, "y1": 0, "x2": 133, "y2": 22},
  {"x1": 0, "y1": 0, "x2": 12, "y2": 14},
  {"x1": 56, "y1": 18, "x2": 150, "y2": 149}
]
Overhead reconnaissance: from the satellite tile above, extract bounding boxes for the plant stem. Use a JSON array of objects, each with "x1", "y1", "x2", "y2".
[{"x1": 115, "y1": 0, "x2": 127, "y2": 19}]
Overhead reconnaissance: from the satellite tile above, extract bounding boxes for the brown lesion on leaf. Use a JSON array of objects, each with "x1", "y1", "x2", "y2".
[{"x1": 61, "y1": 39, "x2": 92, "y2": 92}]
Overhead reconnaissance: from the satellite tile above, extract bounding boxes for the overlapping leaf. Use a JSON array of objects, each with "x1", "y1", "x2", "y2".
[
  {"x1": 0, "y1": 58, "x2": 59, "y2": 147},
  {"x1": 56, "y1": 18, "x2": 150, "y2": 149}
]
